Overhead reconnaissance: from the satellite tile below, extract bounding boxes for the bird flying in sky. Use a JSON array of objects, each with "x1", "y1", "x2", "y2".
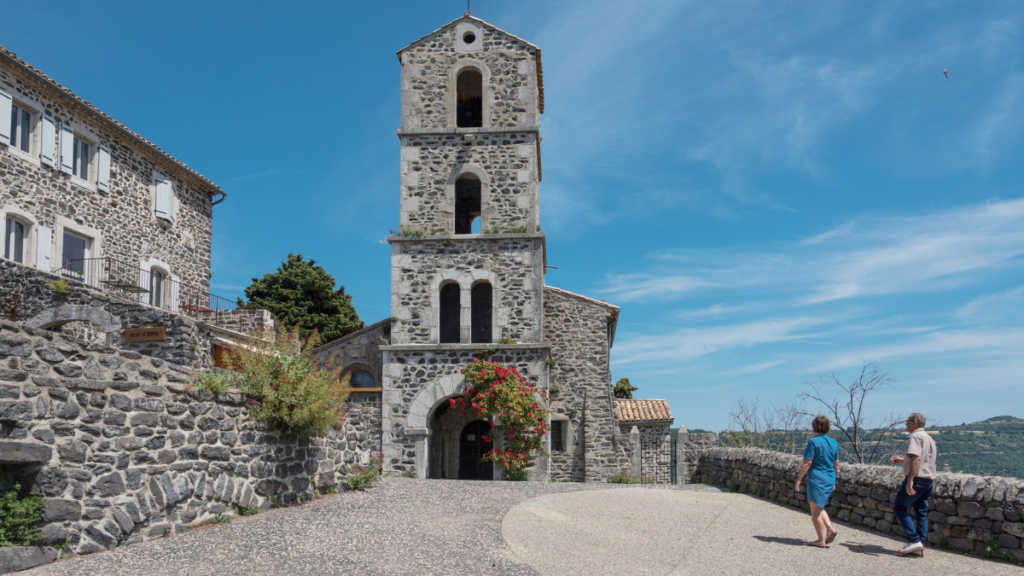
[{"x1": 944, "y1": 68, "x2": 948, "y2": 78}]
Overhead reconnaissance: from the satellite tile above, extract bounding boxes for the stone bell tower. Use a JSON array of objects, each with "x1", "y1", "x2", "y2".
[{"x1": 380, "y1": 14, "x2": 553, "y2": 480}]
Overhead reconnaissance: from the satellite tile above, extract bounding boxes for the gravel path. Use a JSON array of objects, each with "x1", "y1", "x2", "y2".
[
  {"x1": 503, "y1": 488, "x2": 1023, "y2": 576},
  {"x1": 25, "y1": 478, "x2": 1019, "y2": 576}
]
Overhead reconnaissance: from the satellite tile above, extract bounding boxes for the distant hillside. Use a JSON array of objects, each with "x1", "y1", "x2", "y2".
[{"x1": 929, "y1": 416, "x2": 1024, "y2": 478}]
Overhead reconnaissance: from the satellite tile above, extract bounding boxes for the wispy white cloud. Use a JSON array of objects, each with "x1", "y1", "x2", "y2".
[
  {"x1": 599, "y1": 198, "x2": 1024, "y2": 303},
  {"x1": 956, "y1": 285, "x2": 1024, "y2": 324},
  {"x1": 806, "y1": 328, "x2": 1024, "y2": 372}
]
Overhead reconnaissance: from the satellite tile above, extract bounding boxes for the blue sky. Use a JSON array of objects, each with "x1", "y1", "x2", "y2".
[{"x1": 5, "y1": 1, "x2": 1023, "y2": 431}]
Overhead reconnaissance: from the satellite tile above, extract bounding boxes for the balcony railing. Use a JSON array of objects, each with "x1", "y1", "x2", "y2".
[
  {"x1": 0, "y1": 291, "x2": 17, "y2": 321},
  {"x1": 56, "y1": 257, "x2": 239, "y2": 327}
]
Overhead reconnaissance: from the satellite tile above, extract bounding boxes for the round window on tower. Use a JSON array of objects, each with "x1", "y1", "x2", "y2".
[{"x1": 463, "y1": 32, "x2": 476, "y2": 45}]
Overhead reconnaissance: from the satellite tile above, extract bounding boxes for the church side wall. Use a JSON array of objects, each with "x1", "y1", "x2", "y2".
[
  {"x1": 0, "y1": 61, "x2": 213, "y2": 289},
  {"x1": 389, "y1": 237, "x2": 545, "y2": 345},
  {"x1": 542, "y1": 288, "x2": 627, "y2": 482},
  {"x1": 399, "y1": 133, "x2": 538, "y2": 233},
  {"x1": 400, "y1": 26, "x2": 539, "y2": 130}
]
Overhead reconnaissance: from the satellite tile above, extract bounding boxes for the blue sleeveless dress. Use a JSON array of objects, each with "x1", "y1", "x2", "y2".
[{"x1": 802, "y1": 434, "x2": 838, "y2": 508}]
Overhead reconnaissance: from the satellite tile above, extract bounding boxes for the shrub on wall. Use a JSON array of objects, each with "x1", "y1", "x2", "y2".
[
  {"x1": 230, "y1": 325, "x2": 351, "y2": 437},
  {"x1": 451, "y1": 359, "x2": 549, "y2": 481},
  {"x1": 0, "y1": 483, "x2": 44, "y2": 547}
]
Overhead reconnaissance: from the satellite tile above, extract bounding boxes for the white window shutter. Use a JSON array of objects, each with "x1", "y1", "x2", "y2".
[
  {"x1": 154, "y1": 176, "x2": 175, "y2": 222},
  {"x1": 138, "y1": 260, "x2": 151, "y2": 304},
  {"x1": 40, "y1": 116, "x2": 56, "y2": 167},
  {"x1": 35, "y1": 226, "x2": 52, "y2": 271},
  {"x1": 58, "y1": 123, "x2": 74, "y2": 174},
  {"x1": 97, "y1": 145, "x2": 111, "y2": 192},
  {"x1": 0, "y1": 89, "x2": 11, "y2": 146}
]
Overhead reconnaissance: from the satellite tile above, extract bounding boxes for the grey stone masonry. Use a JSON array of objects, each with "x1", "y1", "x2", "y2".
[
  {"x1": 399, "y1": 16, "x2": 541, "y2": 130},
  {"x1": 313, "y1": 318, "x2": 390, "y2": 388},
  {"x1": 543, "y1": 287, "x2": 626, "y2": 482},
  {"x1": 380, "y1": 344, "x2": 550, "y2": 480},
  {"x1": 389, "y1": 235, "x2": 545, "y2": 345},
  {"x1": 697, "y1": 447, "x2": 1024, "y2": 561},
  {"x1": 619, "y1": 423, "x2": 672, "y2": 484},
  {"x1": 399, "y1": 133, "x2": 539, "y2": 233},
  {"x1": 679, "y1": 432, "x2": 721, "y2": 483},
  {"x1": 0, "y1": 321, "x2": 372, "y2": 561},
  {"x1": 1, "y1": 259, "x2": 213, "y2": 367},
  {"x1": 0, "y1": 58, "x2": 218, "y2": 290}
]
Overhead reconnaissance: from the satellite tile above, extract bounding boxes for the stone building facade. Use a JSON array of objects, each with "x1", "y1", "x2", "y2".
[
  {"x1": 356, "y1": 14, "x2": 650, "y2": 482},
  {"x1": 0, "y1": 46, "x2": 223, "y2": 304}
]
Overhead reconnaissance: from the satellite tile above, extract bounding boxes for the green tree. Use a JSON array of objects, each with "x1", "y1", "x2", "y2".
[
  {"x1": 238, "y1": 254, "x2": 363, "y2": 344},
  {"x1": 614, "y1": 377, "x2": 638, "y2": 399}
]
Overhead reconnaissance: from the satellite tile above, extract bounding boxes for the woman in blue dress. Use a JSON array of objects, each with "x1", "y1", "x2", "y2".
[{"x1": 795, "y1": 415, "x2": 840, "y2": 547}]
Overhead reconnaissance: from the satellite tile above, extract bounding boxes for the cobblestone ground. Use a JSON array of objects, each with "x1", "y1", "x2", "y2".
[{"x1": 26, "y1": 478, "x2": 1021, "y2": 576}]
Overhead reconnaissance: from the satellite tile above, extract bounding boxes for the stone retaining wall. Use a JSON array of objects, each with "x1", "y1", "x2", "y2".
[
  {"x1": 696, "y1": 447, "x2": 1024, "y2": 561},
  {"x1": 0, "y1": 321, "x2": 373, "y2": 561}
]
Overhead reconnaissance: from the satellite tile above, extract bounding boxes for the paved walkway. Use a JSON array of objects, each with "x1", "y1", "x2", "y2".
[{"x1": 26, "y1": 478, "x2": 1020, "y2": 575}]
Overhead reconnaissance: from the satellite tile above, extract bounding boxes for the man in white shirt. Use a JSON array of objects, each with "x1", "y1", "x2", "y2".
[{"x1": 889, "y1": 413, "x2": 938, "y2": 557}]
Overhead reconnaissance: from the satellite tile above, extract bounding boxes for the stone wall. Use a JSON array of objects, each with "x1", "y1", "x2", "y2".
[
  {"x1": 677, "y1": 431, "x2": 720, "y2": 483},
  {"x1": 1, "y1": 60, "x2": 215, "y2": 290},
  {"x1": 389, "y1": 236, "x2": 545, "y2": 345},
  {"x1": 399, "y1": 133, "x2": 538, "y2": 233},
  {"x1": 542, "y1": 287, "x2": 628, "y2": 482},
  {"x1": 622, "y1": 423, "x2": 671, "y2": 484},
  {"x1": 198, "y1": 309, "x2": 273, "y2": 337},
  {"x1": 696, "y1": 447, "x2": 1024, "y2": 561},
  {"x1": 1, "y1": 259, "x2": 213, "y2": 368},
  {"x1": 313, "y1": 318, "x2": 389, "y2": 388},
  {"x1": 399, "y1": 19, "x2": 540, "y2": 130},
  {"x1": 0, "y1": 321, "x2": 372, "y2": 560},
  {"x1": 380, "y1": 345, "x2": 549, "y2": 480}
]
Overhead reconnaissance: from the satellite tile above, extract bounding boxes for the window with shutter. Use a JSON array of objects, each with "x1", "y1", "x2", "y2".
[
  {"x1": 58, "y1": 123, "x2": 74, "y2": 174},
  {"x1": 0, "y1": 89, "x2": 12, "y2": 147},
  {"x1": 40, "y1": 116, "x2": 56, "y2": 167},
  {"x1": 154, "y1": 176, "x2": 175, "y2": 223},
  {"x1": 97, "y1": 145, "x2": 111, "y2": 191},
  {"x1": 35, "y1": 226, "x2": 52, "y2": 271}
]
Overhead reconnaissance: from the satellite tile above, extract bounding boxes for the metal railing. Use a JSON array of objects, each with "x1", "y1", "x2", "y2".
[
  {"x1": 56, "y1": 257, "x2": 239, "y2": 326},
  {"x1": 0, "y1": 291, "x2": 17, "y2": 321}
]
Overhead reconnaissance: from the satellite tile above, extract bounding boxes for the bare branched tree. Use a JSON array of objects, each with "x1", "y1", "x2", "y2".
[
  {"x1": 722, "y1": 397, "x2": 804, "y2": 455},
  {"x1": 796, "y1": 362, "x2": 905, "y2": 464}
]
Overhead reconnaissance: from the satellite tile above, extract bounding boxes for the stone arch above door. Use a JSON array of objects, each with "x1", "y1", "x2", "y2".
[
  {"x1": 407, "y1": 373, "x2": 468, "y2": 430},
  {"x1": 26, "y1": 304, "x2": 122, "y2": 333}
]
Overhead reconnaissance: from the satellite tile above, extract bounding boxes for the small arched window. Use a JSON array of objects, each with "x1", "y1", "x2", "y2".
[
  {"x1": 439, "y1": 282, "x2": 461, "y2": 344},
  {"x1": 455, "y1": 174, "x2": 481, "y2": 234},
  {"x1": 456, "y1": 70, "x2": 483, "y2": 128},
  {"x1": 471, "y1": 282, "x2": 492, "y2": 344},
  {"x1": 350, "y1": 370, "x2": 376, "y2": 388}
]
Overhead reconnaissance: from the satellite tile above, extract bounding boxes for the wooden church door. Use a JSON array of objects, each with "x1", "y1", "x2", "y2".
[{"x1": 458, "y1": 420, "x2": 494, "y2": 480}]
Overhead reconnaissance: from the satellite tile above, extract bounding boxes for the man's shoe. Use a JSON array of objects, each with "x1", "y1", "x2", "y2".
[{"x1": 896, "y1": 542, "x2": 924, "y2": 556}]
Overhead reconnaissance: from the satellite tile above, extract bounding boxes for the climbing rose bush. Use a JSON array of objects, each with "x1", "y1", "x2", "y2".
[
  {"x1": 230, "y1": 324, "x2": 350, "y2": 437},
  {"x1": 451, "y1": 359, "x2": 549, "y2": 480}
]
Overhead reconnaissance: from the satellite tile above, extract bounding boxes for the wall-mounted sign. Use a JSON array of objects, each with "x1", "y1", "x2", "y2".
[{"x1": 123, "y1": 326, "x2": 166, "y2": 343}]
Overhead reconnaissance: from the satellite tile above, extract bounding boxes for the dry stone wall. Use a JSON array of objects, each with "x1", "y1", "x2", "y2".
[
  {"x1": 1, "y1": 259, "x2": 212, "y2": 367},
  {"x1": 399, "y1": 133, "x2": 538, "y2": 233},
  {"x1": 697, "y1": 447, "x2": 1024, "y2": 561},
  {"x1": 0, "y1": 321, "x2": 372, "y2": 560},
  {"x1": 678, "y1": 431, "x2": 720, "y2": 483},
  {"x1": 0, "y1": 61, "x2": 214, "y2": 289},
  {"x1": 389, "y1": 236, "x2": 544, "y2": 344}
]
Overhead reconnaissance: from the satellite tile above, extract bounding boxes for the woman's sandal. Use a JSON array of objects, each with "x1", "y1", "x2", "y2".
[
  {"x1": 806, "y1": 540, "x2": 827, "y2": 548},
  {"x1": 826, "y1": 530, "x2": 838, "y2": 544}
]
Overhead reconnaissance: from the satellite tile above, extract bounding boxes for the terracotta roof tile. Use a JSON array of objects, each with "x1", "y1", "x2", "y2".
[
  {"x1": 615, "y1": 399, "x2": 673, "y2": 424},
  {"x1": 0, "y1": 46, "x2": 224, "y2": 196}
]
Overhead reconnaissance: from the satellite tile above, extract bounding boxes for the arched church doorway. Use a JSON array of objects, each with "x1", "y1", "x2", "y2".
[{"x1": 458, "y1": 420, "x2": 493, "y2": 480}]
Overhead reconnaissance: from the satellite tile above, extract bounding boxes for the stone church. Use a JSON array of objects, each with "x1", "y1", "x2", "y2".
[{"x1": 315, "y1": 13, "x2": 673, "y2": 482}]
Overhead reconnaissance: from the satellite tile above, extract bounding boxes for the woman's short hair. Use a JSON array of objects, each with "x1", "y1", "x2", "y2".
[{"x1": 812, "y1": 415, "x2": 831, "y2": 434}]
